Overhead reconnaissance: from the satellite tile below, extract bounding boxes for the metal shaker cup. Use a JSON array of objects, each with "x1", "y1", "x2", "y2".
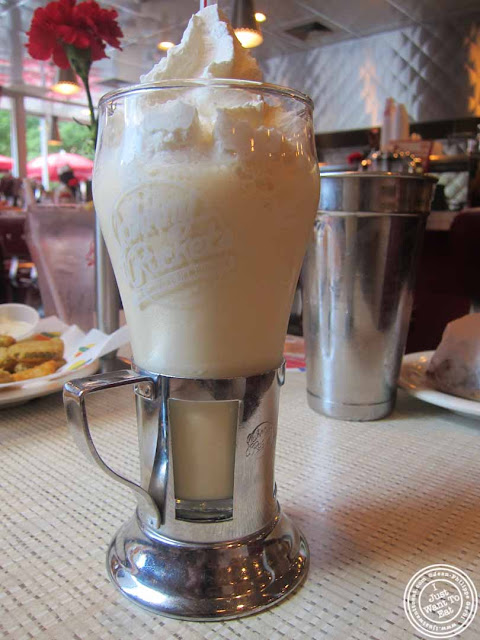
[{"x1": 302, "y1": 171, "x2": 436, "y2": 421}]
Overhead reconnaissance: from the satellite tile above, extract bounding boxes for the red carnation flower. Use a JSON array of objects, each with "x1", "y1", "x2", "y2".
[
  {"x1": 76, "y1": 1, "x2": 123, "y2": 49},
  {"x1": 26, "y1": 0, "x2": 123, "y2": 148},
  {"x1": 26, "y1": 0, "x2": 122, "y2": 68}
]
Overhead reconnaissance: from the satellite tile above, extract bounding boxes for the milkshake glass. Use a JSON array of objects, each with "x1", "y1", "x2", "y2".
[
  {"x1": 94, "y1": 80, "x2": 319, "y2": 379},
  {"x1": 94, "y1": 79, "x2": 318, "y2": 513},
  {"x1": 65, "y1": 80, "x2": 319, "y2": 618}
]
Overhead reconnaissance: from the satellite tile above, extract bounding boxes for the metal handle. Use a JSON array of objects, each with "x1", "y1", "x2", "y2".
[{"x1": 64, "y1": 369, "x2": 161, "y2": 529}]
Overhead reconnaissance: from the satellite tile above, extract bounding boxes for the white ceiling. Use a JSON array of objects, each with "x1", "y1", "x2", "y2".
[{"x1": 1, "y1": 0, "x2": 479, "y2": 119}]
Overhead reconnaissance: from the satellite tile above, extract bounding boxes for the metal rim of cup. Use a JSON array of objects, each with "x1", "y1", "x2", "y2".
[
  {"x1": 318, "y1": 170, "x2": 438, "y2": 215},
  {"x1": 320, "y1": 170, "x2": 438, "y2": 182}
]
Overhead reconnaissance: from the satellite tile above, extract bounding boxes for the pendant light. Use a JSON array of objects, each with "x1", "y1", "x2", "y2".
[
  {"x1": 232, "y1": 0, "x2": 263, "y2": 48},
  {"x1": 52, "y1": 67, "x2": 81, "y2": 96},
  {"x1": 158, "y1": 41, "x2": 175, "y2": 51},
  {"x1": 48, "y1": 116, "x2": 62, "y2": 146}
]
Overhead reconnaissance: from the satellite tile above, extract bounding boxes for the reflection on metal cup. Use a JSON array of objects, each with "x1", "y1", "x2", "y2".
[{"x1": 303, "y1": 171, "x2": 437, "y2": 421}]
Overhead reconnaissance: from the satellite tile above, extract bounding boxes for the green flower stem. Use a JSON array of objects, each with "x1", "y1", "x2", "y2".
[
  {"x1": 80, "y1": 72, "x2": 98, "y2": 146},
  {"x1": 65, "y1": 44, "x2": 98, "y2": 148}
]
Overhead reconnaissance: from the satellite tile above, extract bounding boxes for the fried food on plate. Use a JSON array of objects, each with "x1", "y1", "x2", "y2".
[
  {"x1": 0, "y1": 369, "x2": 13, "y2": 383},
  {"x1": 0, "y1": 335, "x2": 66, "y2": 385},
  {"x1": 12, "y1": 359, "x2": 63, "y2": 382},
  {"x1": 0, "y1": 347, "x2": 16, "y2": 372},
  {"x1": 8, "y1": 337, "x2": 64, "y2": 365},
  {"x1": 0, "y1": 335, "x2": 16, "y2": 348},
  {"x1": 13, "y1": 362, "x2": 33, "y2": 373}
]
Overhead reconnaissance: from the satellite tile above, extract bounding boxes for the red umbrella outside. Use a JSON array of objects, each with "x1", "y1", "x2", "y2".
[
  {"x1": 27, "y1": 152, "x2": 94, "y2": 181},
  {"x1": 0, "y1": 155, "x2": 13, "y2": 172}
]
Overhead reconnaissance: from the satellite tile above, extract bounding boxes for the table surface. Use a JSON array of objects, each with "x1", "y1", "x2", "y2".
[{"x1": 2, "y1": 373, "x2": 480, "y2": 640}]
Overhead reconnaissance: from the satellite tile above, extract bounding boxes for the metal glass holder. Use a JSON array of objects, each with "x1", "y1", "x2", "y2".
[{"x1": 64, "y1": 363, "x2": 309, "y2": 620}]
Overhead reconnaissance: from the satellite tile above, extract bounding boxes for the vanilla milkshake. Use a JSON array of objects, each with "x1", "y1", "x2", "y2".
[
  {"x1": 67, "y1": 6, "x2": 320, "y2": 571},
  {"x1": 93, "y1": 6, "x2": 319, "y2": 379}
]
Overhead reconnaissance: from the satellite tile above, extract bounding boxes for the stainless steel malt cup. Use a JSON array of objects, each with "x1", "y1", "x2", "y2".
[{"x1": 303, "y1": 171, "x2": 437, "y2": 421}]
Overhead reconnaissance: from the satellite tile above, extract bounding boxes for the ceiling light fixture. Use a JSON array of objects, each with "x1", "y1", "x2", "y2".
[
  {"x1": 48, "y1": 116, "x2": 62, "y2": 146},
  {"x1": 51, "y1": 67, "x2": 81, "y2": 96},
  {"x1": 232, "y1": 0, "x2": 264, "y2": 48},
  {"x1": 254, "y1": 12, "x2": 266, "y2": 23},
  {"x1": 158, "y1": 41, "x2": 175, "y2": 51}
]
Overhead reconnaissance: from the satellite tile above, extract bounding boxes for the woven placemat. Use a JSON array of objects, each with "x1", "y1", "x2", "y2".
[{"x1": 1, "y1": 375, "x2": 480, "y2": 639}]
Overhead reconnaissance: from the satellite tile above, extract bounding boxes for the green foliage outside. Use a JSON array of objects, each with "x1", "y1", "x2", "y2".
[
  {"x1": 0, "y1": 109, "x2": 94, "y2": 161},
  {"x1": 0, "y1": 109, "x2": 12, "y2": 158},
  {"x1": 58, "y1": 120, "x2": 95, "y2": 158},
  {"x1": 26, "y1": 116, "x2": 39, "y2": 159}
]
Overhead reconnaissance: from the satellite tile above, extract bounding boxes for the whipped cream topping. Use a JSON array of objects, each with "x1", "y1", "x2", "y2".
[
  {"x1": 140, "y1": 5, "x2": 262, "y2": 83},
  {"x1": 100, "y1": 6, "x2": 312, "y2": 167}
]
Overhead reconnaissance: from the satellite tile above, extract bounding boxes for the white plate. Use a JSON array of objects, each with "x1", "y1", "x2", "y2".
[
  {"x1": 398, "y1": 351, "x2": 480, "y2": 419},
  {"x1": 0, "y1": 359, "x2": 99, "y2": 408}
]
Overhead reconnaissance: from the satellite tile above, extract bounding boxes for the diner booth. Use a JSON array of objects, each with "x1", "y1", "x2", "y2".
[{"x1": 2, "y1": 0, "x2": 480, "y2": 638}]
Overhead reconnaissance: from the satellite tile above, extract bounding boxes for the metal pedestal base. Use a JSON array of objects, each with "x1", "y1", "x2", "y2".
[{"x1": 107, "y1": 510, "x2": 309, "y2": 621}]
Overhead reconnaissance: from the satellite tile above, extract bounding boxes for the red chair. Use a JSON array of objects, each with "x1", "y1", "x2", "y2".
[{"x1": 450, "y1": 208, "x2": 480, "y2": 312}]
